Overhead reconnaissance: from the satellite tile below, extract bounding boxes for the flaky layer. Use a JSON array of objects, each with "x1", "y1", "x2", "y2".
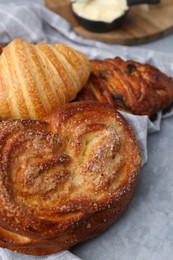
[{"x1": 0, "y1": 39, "x2": 90, "y2": 120}]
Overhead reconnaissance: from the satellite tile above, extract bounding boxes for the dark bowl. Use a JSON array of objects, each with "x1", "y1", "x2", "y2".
[
  {"x1": 71, "y1": 5, "x2": 128, "y2": 33},
  {"x1": 71, "y1": 3, "x2": 128, "y2": 33},
  {"x1": 71, "y1": 0, "x2": 160, "y2": 33}
]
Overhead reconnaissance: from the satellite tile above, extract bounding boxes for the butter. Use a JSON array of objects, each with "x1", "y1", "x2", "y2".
[{"x1": 72, "y1": 0, "x2": 129, "y2": 23}]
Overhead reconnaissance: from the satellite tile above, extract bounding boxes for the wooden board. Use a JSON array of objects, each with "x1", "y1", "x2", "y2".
[{"x1": 44, "y1": 0, "x2": 173, "y2": 45}]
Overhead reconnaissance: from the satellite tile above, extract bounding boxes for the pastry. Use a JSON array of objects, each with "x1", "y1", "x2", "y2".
[
  {"x1": 0, "y1": 101, "x2": 141, "y2": 255},
  {"x1": 76, "y1": 57, "x2": 173, "y2": 117},
  {"x1": 0, "y1": 44, "x2": 5, "y2": 55},
  {"x1": 0, "y1": 38, "x2": 90, "y2": 120}
]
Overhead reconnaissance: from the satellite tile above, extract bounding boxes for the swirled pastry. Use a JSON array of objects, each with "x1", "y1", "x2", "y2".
[
  {"x1": 0, "y1": 101, "x2": 141, "y2": 255},
  {"x1": 0, "y1": 38, "x2": 90, "y2": 120},
  {"x1": 76, "y1": 57, "x2": 173, "y2": 117}
]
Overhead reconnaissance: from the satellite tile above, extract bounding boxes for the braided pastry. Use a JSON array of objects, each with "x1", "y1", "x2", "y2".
[
  {"x1": 0, "y1": 39, "x2": 90, "y2": 120},
  {"x1": 76, "y1": 57, "x2": 173, "y2": 117},
  {"x1": 0, "y1": 101, "x2": 141, "y2": 255}
]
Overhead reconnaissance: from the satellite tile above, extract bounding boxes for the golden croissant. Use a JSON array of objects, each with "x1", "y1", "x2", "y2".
[
  {"x1": 76, "y1": 57, "x2": 173, "y2": 118},
  {"x1": 0, "y1": 38, "x2": 90, "y2": 120},
  {"x1": 0, "y1": 101, "x2": 141, "y2": 255}
]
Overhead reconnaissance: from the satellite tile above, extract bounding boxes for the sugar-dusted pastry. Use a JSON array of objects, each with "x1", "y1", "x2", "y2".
[
  {"x1": 0, "y1": 38, "x2": 90, "y2": 120},
  {"x1": 0, "y1": 101, "x2": 141, "y2": 255},
  {"x1": 76, "y1": 57, "x2": 173, "y2": 117}
]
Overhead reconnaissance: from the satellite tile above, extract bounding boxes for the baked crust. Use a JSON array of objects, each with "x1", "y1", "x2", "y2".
[
  {"x1": 0, "y1": 101, "x2": 141, "y2": 255},
  {"x1": 0, "y1": 39, "x2": 90, "y2": 120},
  {"x1": 76, "y1": 57, "x2": 173, "y2": 117}
]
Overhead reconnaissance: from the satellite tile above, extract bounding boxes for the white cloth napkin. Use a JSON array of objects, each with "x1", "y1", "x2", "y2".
[{"x1": 0, "y1": 2, "x2": 173, "y2": 260}]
